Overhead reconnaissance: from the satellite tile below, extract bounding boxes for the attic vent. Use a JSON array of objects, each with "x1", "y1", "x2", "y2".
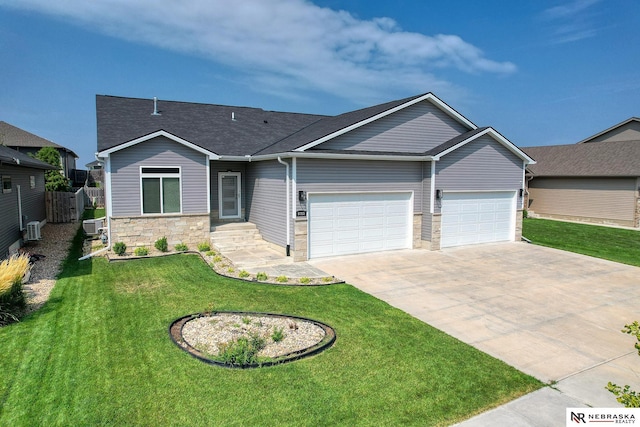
[
  {"x1": 151, "y1": 97, "x2": 161, "y2": 116},
  {"x1": 232, "y1": 112, "x2": 236, "y2": 121}
]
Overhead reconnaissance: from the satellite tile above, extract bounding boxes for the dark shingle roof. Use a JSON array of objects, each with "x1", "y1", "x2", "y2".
[
  {"x1": 0, "y1": 145, "x2": 57, "y2": 170},
  {"x1": 524, "y1": 140, "x2": 640, "y2": 177},
  {"x1": 96, "y1": 96, "x2": 326, "y2": 156},
  {"x1": 0, "y1": 121, "x2": 78, "y2": 158},
  {"x1": 252, "y1": 93, "x2": 428, "y2": 155}
]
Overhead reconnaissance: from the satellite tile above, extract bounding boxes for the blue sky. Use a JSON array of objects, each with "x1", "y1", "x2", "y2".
[{"x1": 0, "y1": 0, "x2": 638, "y2": 168}]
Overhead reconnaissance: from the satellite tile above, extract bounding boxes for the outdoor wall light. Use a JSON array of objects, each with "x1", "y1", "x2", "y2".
[
  {"x1": 298, "y1": 190, "x2": 306, "y2": 202},
  {"x1": 436, "y1": 189, "x2": 442, "y2": 199}
]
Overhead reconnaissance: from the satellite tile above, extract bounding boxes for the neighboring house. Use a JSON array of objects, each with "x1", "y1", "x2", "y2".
[
  {"x1": 524, "y1": 117, "x2": 640, "y2": 228},
  {"x1": 96, "y1": 93, "x2": 535, "y2": 261},
  {"x1": 0, "y1": 145, "x2": 56, "y2": 258},
  {"x1": 0, "y1": 121, "x2": 78, "y2": 180}
]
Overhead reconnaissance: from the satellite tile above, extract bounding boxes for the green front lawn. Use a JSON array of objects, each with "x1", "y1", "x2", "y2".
[
  {"x1": 523, "y1": 218, "x2": 640, "y2": 267},
  {"x1": 0, "y1": 225, "x2": 540, "y2": 426}
]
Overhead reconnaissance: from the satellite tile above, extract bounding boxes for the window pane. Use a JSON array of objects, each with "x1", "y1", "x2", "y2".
[
  {"x1": 162, "y1": 177, "x2": 180, "y2": 213},
  {"x1": 142, "y1": 178, "x2": 161, "y2": 213}
]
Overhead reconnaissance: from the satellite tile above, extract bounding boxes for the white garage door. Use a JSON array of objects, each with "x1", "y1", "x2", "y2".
[
  {"x1": 308, "y1": 192, "x2": 412, "y2": 259},
  {"x1": 441, "y1": 191, "x2": 516, "y2": 248}
]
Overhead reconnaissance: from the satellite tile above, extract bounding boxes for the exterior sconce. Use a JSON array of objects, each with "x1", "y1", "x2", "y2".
[
  {"x1": 298, "y1": 190, "x2": 306, "y2": 202},
  {"x1": 435, "y1": 189, "x2": 443, "y2": 200}
]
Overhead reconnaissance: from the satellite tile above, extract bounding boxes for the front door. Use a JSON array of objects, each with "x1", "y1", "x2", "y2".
[{"x1": 218, "y1": 172, "x2": 241, "y2": 219}]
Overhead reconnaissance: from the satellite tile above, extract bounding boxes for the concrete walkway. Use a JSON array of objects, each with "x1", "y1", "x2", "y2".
[{"x1": 309, "y1": 243, "x2": 640, "y2": 426}]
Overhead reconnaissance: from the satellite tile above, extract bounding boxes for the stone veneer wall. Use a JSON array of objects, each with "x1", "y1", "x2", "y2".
[
  {"x1": 110, "y1": 214, "x2": 210, "y2": 250},
  {"x1": 293, "y1": 213, "x2": 423, "y2": 262}
]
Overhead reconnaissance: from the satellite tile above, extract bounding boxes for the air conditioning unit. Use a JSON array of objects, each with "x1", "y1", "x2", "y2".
[
  {"x1": 26, "y1": 221, "x2": 41, "y2": 241},
  {"x1": 83, "y1": 218, "x2": 104, "y2": 236}
]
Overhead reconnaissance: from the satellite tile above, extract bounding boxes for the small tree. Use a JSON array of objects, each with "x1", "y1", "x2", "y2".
[
  {"x1": 606, "y1": 321, "x2": 640, "y2": 408},
  {"x1": 34, "y1": 146, "x2": 69, "y2": 191}
]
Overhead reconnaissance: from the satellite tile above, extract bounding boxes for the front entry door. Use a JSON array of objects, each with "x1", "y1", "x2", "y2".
[{"x1": 218, "y1": 172, "x2": 241, "y2": 219}]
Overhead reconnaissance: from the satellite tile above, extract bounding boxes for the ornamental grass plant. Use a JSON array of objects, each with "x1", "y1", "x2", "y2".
[{"x1": 0, "y1": 254, "x2": 30, "y2": 325}]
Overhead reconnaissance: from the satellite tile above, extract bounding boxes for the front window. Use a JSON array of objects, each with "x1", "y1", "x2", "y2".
[{"x1": 140, "y1": 167, "x2": 181, "y2": 214}]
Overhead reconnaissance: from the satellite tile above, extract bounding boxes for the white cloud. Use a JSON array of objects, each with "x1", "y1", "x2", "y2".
[
  {"x1": 541, "y1": 0, "x2": 602, "y2": 44},
  {"x1": 2, "y1": 0, "x2": 516, "y2": 104}
]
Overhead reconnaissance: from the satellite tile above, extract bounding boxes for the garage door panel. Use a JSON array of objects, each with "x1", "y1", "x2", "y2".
[
  {"x1": 309, "y1": 192, "x2": 412, "y2": 259},
  {"x1": 441, "y1": 192, "x2": 515, "y2": 248}
]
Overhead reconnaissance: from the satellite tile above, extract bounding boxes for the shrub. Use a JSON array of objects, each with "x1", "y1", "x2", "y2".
[
  {"x1": 113, "y1": 242, "x2": 126, "y2": 256},
  {"x1": 300, "y1": 277, "x2": 311, "y2": 284},
  {"x1": 154, "y1": 236, "x2": 168, "y2": 252},
  {"x1": 0, "y1": 254, "x2": 29, "y2": 325},
  {"x1": 197, "y1": 242, "x2": 211, "y2": 252},
  {"x1": 175, "y1": 243, "x2": 188, "y2": 252},
  {"x1": 239, "y1": 270, "x2": 250, "y2": 278},
  {"x1": 523, "y1": 209, "x2": 528, "y2": 219},
  {"x1": 276, "y1": 275, "x2": 288, "y2": 283},
  {"x1": 205, "y1": 250, "x2": 216, "y2": 257},
  {"x1": 213, "y1": 255, "x2": 223, "y2": 263},
  {"x1": 134, "y1": 246, "x2": 149, "y2": 256},
  {"x1": 606, "y1": 321, "x2": 640, "y2": 407},
  {"x1": 256, "y1": 272, "x2": 268, "y2": 281},
  {"x1": 271, "y1": 327, "x2": 285, "y2": 342},
  {"x1": 217, "y1": 333, "x2": 266, "y2": 366}
]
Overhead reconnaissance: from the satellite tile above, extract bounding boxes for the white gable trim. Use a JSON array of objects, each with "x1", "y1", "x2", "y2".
[
  {"x1": 432, "y1": 128, "x2": 536, "y2": 165},
  {"x1": 293, "y1": 93, "x2": 477, "y2": 152},
  {"x1": 97, "y1": 130, "x2": 220, "y2": 160}
]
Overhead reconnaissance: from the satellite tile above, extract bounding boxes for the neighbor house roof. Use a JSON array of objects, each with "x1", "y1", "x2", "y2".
[
  {"x1": 523, "y1": 140, "x2": 640, "y2": 177},
  {"x1": 0, "y1": 144, "x2": 58, "y2": 170},
  {"x1": 577, "y1": 117, "x2": 640, "y2": 144},
  {"x1": 0, "y1": 121, "x2": 78, "y2": 158}
]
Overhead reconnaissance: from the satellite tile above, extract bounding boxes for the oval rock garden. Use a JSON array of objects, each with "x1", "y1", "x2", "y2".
[{"x1": 170, "y1": 311, "x2": 336, "y2": 368}]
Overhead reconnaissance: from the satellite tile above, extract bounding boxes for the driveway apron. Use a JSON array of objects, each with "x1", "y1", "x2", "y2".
[{"x1": 309, "y1": 243, "x2": 640, "y2": 419}]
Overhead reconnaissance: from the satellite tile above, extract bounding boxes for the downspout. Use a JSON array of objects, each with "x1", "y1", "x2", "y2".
[{"x1": 277, "y1": 156, "x2": 291, "y2": 256}]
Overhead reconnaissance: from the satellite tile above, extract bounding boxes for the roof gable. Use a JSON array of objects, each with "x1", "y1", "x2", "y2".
[
  {"x1": 577, "y1": 117, "x2": 640, "y2": 144},
  {"x1": 254, "y1": 93, "x2": 476, "y2": 156},
  {"x1": 97, "y1": 130, "x2": 220, "y2": 159},
  {"x1": 430, "y1": 127, "x2": 535, "y2": 164}
]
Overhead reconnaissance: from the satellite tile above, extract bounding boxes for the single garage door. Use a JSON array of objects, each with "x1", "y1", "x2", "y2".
[
  {"x1": 441, "y1": 191, "x2": 516, "y2": 248},
  {"x1": 308, "y1": 192, "x2": 412, "y2": 259}
]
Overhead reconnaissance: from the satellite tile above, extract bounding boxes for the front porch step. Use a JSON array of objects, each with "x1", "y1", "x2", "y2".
[{"x1": 210, "y1": 222, "x2": 287, "y2": 264}]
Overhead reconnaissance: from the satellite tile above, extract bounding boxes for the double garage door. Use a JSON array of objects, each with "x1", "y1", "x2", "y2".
[
  {"x1": 440, "y1": 191, "x2": 516, "y2": 248},
  {"x1": 308, "y1": 192, "x2": 412, "y2": 259},
  {"x1": 307, "y1": 191, "x2": 516, "y2": 258}
]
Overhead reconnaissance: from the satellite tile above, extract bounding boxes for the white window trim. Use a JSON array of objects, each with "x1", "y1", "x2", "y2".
[
  {"x1": 218, "y1": 172, "x2": 242, "y2": 219},
  {"x1": 139, "y1": 166, "x2": 182, "y2": 215}
]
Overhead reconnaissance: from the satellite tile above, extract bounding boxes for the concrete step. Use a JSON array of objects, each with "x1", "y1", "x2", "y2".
[{"x1": 210, "y1": 221, "x2": 285, "y2": 259}]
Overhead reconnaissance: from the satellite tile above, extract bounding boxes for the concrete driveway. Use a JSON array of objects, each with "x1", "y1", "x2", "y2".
[{"x1": 309, "y1": 243, "x2": 640, "y2": 419}]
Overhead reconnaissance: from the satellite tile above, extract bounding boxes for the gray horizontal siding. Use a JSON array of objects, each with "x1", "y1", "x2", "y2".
[
  {"x1": 210, "y1": 161, "x2": 247, "y2": 214},
  {"x1": 245, "y1": 160, "x2": 287, "y2": 248},
  {"x1": 110, "y1": 136, "x2": 208, "y2": 216},
  {"x1": 317, "y1": 100, "x2": 469, "y2": 153},
  {"x1": 0, "y1": 165, "x2": 46, "y2": 258},
  {"x1": 528, "y1": 177, "x2": 636, "y2": 222},
  {"x1": 296, "y1": 158, "x2": 423, "y2": 212},
  {"x1": 434, "y1": 135, "x2": 523, "y2": 213}
]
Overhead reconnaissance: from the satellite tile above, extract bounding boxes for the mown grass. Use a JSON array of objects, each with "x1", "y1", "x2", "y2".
[
  {"x1": 523, "y1": 218, "x2": 640, "y2": 267},
  {"x1": 0, "y1": 220, "x2": 541, "y2": 426}
]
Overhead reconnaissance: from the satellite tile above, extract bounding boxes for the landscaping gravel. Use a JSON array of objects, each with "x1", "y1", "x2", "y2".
[
  {"x1": 21, "y1": 222, "x2": 78, "y2": 314},
  {"x1": 181, "y1": 313, "x2": 326, "y2": 358}
]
